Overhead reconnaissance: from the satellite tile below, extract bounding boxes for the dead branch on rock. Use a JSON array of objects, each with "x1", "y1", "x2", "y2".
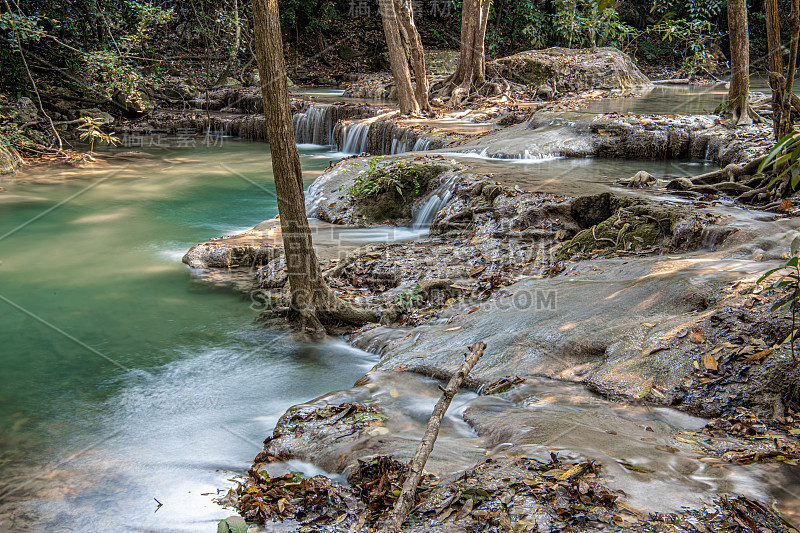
[{"x1": 379, "y1": 341, "x2": 486, "y2": 533}]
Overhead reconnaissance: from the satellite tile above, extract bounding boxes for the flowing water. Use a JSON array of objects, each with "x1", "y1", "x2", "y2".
[
  {"x1": 2, "y1": 85, "x2": 800, "y2": 530},
  {"x1": 0, "y1": 142, "x2": 378, "y2": 531}
]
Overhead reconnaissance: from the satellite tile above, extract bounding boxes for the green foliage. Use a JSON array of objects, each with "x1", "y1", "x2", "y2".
[
  {"x1": 349, "y1": 158, "x2": 423, "y2": 200},
  {"x1": 759, "y1": 130, "x2": 800, "y2": 191},
  {"x1": 394, "y1": 287, "x2": 424, "y2": 311},
  {"x1": 651, "y1": 0, "x2": 725, "y2": 23},
  {"x1": 280, "y1": 0, "x2": 342, "y2": 34},
  {"x1": 77, "y1": 117, "x2": 119, "y2": 154},
  {"x1": 84, "y1": 50, "x2": 142, "y2": 98},
  {"x1": 552, "y1": 0, "x2": 636, "y2": 48},
  {"x1": 758, "y1": 235, "x2": 800, "y2": 359},
  {"x1": 0, "y1": 12, "x2": 46, "y2": 47},
  {"x1": 627, "y1": 18, "x2": 719, "y2": 77}
]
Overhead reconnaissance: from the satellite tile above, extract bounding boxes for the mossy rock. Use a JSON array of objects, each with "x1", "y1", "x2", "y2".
[
  {"x1": 560, "y1": 199, "x2": 676, "y2": 258},
  {"x1": 351, "y1": 162, "x2": 451, "y2": 223}
]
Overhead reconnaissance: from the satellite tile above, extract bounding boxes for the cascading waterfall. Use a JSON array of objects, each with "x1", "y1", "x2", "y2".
[
  {"x1": 412, "y1": 175, "x2": 458, "y2": 230},
  {"x1": 339, "y1": 121, "x2": 371, "y2": 154},
  {"x1": 293, "y1": 105, "x2": 334, "y2": 145},
  {"x1": 412, "y1": 138, "x2": 431, "y2": 151}
]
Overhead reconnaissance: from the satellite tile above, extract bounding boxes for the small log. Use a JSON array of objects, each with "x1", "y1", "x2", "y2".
[{"x1": 379, "y1": 341, "x2": 487, "y2": 533}]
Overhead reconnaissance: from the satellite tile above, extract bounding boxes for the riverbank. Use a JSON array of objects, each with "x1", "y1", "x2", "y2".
[
  {"x1": 4, "y1": 48, "x2": 800, "y2": 532},
  {"x1": 180, "y1": 123, "x2": 800, "y2": 529}
]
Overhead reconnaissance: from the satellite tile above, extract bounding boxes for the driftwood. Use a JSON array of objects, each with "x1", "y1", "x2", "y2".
[{"x1": 379, "y1": 341, "x2": 487, "y2": 533}]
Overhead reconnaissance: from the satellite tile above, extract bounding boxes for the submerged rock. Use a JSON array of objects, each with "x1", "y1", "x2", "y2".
[{"x1": 490, "y1": 47, "x2": 650, "y2": 93}]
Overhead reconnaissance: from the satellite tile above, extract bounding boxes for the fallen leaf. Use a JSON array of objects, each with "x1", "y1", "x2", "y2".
[
  {"x1": 655, "y1": 445, "x2": 679, "y2": 453},
  {"x1": 743, "y1": 348, "x2": 772, "y2": 364},
  {"x1": 618, "y1": 460, "x2": 654, "y2": 473},
  {"x1": 703, "y1": 352, "x2": 718, "y2": 371},
  {"x1": 689, "y1": 328, "x2": 705, "y2": 344}
]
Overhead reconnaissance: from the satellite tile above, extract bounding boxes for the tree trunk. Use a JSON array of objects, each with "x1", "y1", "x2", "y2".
[
  {"x1": 252, "y1": 0, "x2": 380, "y2": 335},
  {"x1": 395, "y1": 0, "x2": 430, "y2": 112},
  {"x1": 781, "y1": 0, "x2": 800, "y2": 139},
  {"x1": 436, "y1": 0, "x2": 491, "y2": 103},
  {"x1": 766, "y1": 0, "x2": 785, "y2": 140},
  {"x1": 378, "y1": 0, "x2": 429, "y2": 115},
  {"x1": 726, "y1": 0, "x2": 752, "y2": 126}
]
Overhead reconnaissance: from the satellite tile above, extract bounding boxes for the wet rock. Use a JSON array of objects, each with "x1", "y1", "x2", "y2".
[
  {"x1": 490, "y1": 47, "x2": 650, "y2": 92},
  {"x1": 182, "y1": 231, "x2": 283, "y2": 268},
  {"x1": 221, "y1": 77, "x2": 242, "y2": 87},
  {"x1": 343, "y1": 74, "x2": 393, "y2": 99},
  {"x1": 307, "y1": 156, "x2": 458, "y2": 225},
  {"x1": 618, "y1": 170, "x2": 656, "y2": 188}
]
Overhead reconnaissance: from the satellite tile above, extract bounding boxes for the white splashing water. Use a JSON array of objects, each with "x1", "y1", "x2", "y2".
[
  {"x1": 293, "y1": 105, "x2": 333, "y2": 145},
  {"x1": 339, "y1": 121, "x2": 371, "y2": 154},
  {"x1": 412, "y1": 137, "x2": 431, "y2": 151},
  {"x1": 412, "y1": 174, "x2": 458, "y2": 230}
]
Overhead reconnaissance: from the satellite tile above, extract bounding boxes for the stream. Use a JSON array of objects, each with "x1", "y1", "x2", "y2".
[{"x1": 2, "y1": 85, "x2": 799, "y2": 531}]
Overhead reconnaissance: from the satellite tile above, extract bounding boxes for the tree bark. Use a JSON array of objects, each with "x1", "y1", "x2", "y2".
[
  {"x1": 726, "y1": 0, "x2": 752, "y2": 126},
  {"x1": 379, "y1": 341, "x2": 487, "y2": 533},
  {"x1": 436, "y1": 0, "x2": 491, "y2": 103},
  {"x1": 782, "y1": 0, "x2": 800, "y2": 139},
  {"x1": 395, "y1": 0, "x2": 430, "y2": 112},
  {"x1": 252, "y1": 0, "x2": 380, "y2": 335},
  {"x1": 766, "y1": 0, "x2": 785, "y2": 140},
  {"x1": 378, "y1": 0, "x2": 429, "y2": 115}
]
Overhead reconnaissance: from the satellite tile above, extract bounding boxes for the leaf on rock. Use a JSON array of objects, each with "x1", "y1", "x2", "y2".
[
  {"x1": 703, "y1": 352, "x2": 718, "y2": 371},
  {"x1": 689, "y1": 329, "x2": 705, "y2": 344}
]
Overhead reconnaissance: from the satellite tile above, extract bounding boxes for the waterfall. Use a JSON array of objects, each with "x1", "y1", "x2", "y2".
[
  {"x1": 412, "y1": 138, "x2": 431, "y2": 151},
  {"x1": 412, "y1": 175, "x2": 458, "y2": 230},
  {"x1": 339, "y1": 120, "x2": 371, "y2": 154},
  {"x1": 293, "y1": 105, "x2": 333, "y2": 145}
]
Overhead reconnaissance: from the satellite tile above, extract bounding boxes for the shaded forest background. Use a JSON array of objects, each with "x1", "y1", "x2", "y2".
[{"x1": 0, "y1": 0, "x2": 795, "y2": 104}]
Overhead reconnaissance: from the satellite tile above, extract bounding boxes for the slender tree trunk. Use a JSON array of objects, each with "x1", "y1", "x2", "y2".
[
  {"x1": 252, "y1": 0, "x2": 380, "y2": 335},
  {"x1": 379, "y1": 0, "x2": 419, "y2": 114},
  {"x1": 379, "y1": 0, "x2": 429, "y2": 114},
  {"x1": 726, "y1": 0, "x2": 752, "y2": 126},
  {"x1": 395, "y1": 0, "x2": 430, "y2": 112},
  {"x1": 766, "y1": 0, "x2": 785, "y2": 140},
  {"x1": 436, "y1": 0, "x2": 491, "y2": 104},
  {"x1": 781, "y1": 0, "x2": 800, "y2": 139}
]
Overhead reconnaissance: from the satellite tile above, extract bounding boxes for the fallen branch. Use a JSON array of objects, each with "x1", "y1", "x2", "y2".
[{"x1": 379, "y1": 341, "x2": 487, "y2": 533}]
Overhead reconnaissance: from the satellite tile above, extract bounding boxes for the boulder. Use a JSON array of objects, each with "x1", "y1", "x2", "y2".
[
  {"x1": 338, "y1": 45, "x2": 359, "y2": 61},
  {"x1": 78, "y1": 108, "x2": 115, "y2": 125},
  {"x1": 221, "y1": 77, "x2": 242, "y2": 87},
  {"x1": 490, "y1": 47, "x2": 650, "y2": 92},
  {"x1": 163, "y1": 82, "x2": 199, "y2": 100},
  {"x1": 12, "y1": 97, "x2": 38, "y2": 122},
  {"x1": 424, "y1": 49, "x2": 460, "y2": 77},
  {"x1": 113, "y1": 90, "x2": 153, "y2": 116}
]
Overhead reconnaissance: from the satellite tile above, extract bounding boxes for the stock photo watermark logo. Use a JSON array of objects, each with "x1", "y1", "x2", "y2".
[
  {"x1": 118, "y1": 128, "x2": 227, "y2": 149},
  {"x1": 347, "y1": 0, "x2": 451, "y2": 18}
]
